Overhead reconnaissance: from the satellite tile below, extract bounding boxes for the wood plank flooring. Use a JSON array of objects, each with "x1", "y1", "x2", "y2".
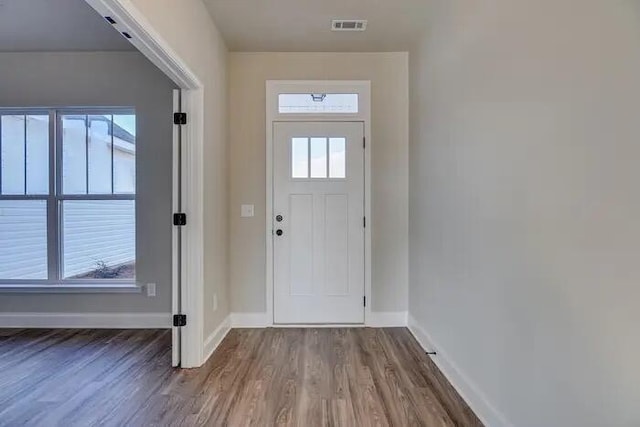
[{"x1": 0, "y1": 327, "x2": 482, "y2": 427}]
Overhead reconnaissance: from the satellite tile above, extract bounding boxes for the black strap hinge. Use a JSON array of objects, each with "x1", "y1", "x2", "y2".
[
  {"x1": 173, "y1": 112, "x2": 187, "y2": 125},
  {"x1": 173, "y1": 314, "x2": 187, "y2": 327},
  {"x1": 173, "y1": 213, "x2": 187, "y2": 226}
]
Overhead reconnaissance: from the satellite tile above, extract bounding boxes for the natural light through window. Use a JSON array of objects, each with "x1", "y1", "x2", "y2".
[
  {"x1": 0, "y1": 109, "x2": 136, "y2": 284},
  {"x1": 291, "y1": 137, "x2": 346, "y2": 179},
  {"x1": 279, "y1": 93, "x2": 358, "y2": 114}
]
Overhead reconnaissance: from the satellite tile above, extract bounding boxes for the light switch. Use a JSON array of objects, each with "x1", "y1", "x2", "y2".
[{"x1": 241, "y1": 204, "x2": 254, "y2": 217}]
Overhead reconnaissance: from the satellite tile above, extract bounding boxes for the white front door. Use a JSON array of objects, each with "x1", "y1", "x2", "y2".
[{"x1": 273, "y1": 121, "x2": 365, "y2": 324}]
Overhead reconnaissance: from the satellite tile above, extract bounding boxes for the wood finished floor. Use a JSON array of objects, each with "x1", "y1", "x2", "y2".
[{"x1": 0, "y1": 328, "x2": 482, "y2": 427}]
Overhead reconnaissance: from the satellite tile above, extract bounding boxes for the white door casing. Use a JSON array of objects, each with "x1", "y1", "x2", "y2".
[
  {"x1": 171, "y1": 89, "x2": 182, "y2": 367},
  {"x1": 273, "y1": 121, "x2": 365, "y2": 324}
]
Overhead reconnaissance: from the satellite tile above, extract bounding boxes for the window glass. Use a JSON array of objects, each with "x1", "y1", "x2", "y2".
[
  {"x1": 26, "y1": 115, "x2": 50, "y2": 194},
  {"x1": 62, "y1": 200, "x2": 135, "y2": 279},
  {"x1": 1, "y1": 115, "x2": 26, "y2": 195},
  {"x1": 279, "y1": 94, "x2": 358, "y2": 114},
  {"x1": 0, "y1": 200, "x2": 48, "y2": 279},
  {"x1": 62, "y1": 115, "x2": 88, "y2": 195},
  {"x1": 1, "y1": 115, "x2": 49, "y2": 195},
  {"x1": 88, "y1": 115, "x2": 113, "y2": 194},
  {"x1": 113, "y1": 114, "x2": 136, "y2": 194}
]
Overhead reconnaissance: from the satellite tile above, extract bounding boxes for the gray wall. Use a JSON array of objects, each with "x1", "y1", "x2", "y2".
[
  {"x1": 409, "y1": 0, "x2": 640, "y2": 426},
  {"x1": 0, "y1": 51, "x2": 177, "y2": 313}
]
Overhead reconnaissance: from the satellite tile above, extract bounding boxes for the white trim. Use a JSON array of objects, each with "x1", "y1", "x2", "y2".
[
  {"x1": 229, "y1": 312, "x2": 404, "y2": 328},
  {"x1": 367, "y1": 311, "x2": 408, "y2": 327},
  {"x1": 84, "y1": 0, "x2": 201, "y2": 89},
  {"x1": 179, "y1": 88, "x2": 205, "y2": 368},
  {"x1": 407, "y1": 315, "x2": 512, "y2": 427},
  {"x1": 230, "y1": 312, "x2": 269, "y2": 328},
  {"x1": 85, "y1": 0, "x2": 206, "y2": 368},
  {"x1": 0, "y1": 312, "x2": 171, "y2": 329},
  {"x1": 202, "y1": 314, "x2": 231, "y2": 363},
  {"x1": 265, "y1": 80, "x2": 372, "y2": 327},
  {"x1": 171, "y1": 89, "x2": 181, "y2": 367}
]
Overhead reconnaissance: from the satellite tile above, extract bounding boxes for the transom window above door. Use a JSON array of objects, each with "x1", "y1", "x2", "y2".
[
  {"x1": 291, "y1": 137, "x2": 346, "y2": 179},
  {"x1": 278, "y1": 93, "x2": 358, "y2": 114},
  {"x1": 0, "y1": 109, "x2": 136, "y2": 286}
]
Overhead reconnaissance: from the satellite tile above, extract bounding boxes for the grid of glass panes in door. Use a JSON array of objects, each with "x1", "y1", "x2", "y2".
[{"x1": 291, "y1": 137, "x2": 346, "y2": 179}]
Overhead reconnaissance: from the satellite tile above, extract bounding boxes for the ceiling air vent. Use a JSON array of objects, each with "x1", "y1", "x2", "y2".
[{"x1": 332, "y1": 20, "x2": 367, "y2": 32}]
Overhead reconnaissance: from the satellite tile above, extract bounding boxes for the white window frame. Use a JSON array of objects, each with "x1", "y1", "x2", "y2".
[{"x1": 0, "y1": 107, "x2": 139, "y2": 293}]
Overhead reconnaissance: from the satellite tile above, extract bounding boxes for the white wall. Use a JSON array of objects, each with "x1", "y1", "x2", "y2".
[
  {"x1": 228, "y1": 52, "x2": 409, "y2": 315},
  {"x1": 127, "y1": 0, "x2": 229, "y2": 340},
  {"x1": 409, "y1": 1, "x2": 640, "y2": 426}
]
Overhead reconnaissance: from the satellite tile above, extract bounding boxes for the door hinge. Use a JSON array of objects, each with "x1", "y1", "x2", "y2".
[
  {"x1": 363, "y1": 136, "x2": 366, "y2": 149},
  {"x1": 363, "y1": 216, "x2": 366, "y2": 228},
  {"x1": 363, "y1": 296, "x2": 367, "y2": 307},
  {"x1": 173, "y1": 314, "x2": 187, "y2": 327},
  {"x1": 173, "y1": 112, "x2": 187, "y2": 125},
  {"x1": 173, "y1": 213, "x2": 187, "y2": 226}
]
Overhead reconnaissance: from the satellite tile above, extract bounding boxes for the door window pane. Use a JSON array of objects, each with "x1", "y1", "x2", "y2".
[
  {"x1": 62, "y1": 115, "x2": 88, "y2": 195},
  {"x1": 291, "y1": 137, "x2": 309, "y2": 178},
  {"x1": 62, "y1": 200, "x2": 135, "y2": 279},
  {"x1": 310, "y1": 138, "x2": 327, "y2": 178},
  {"x1": 0, "y1": 200, "x2": 48, "y2": 279},
  {"x1": 113, "y1": 114, "x2": 136, "y2": 194},
  {"x1": 329, "y1": 138, "x2": 346, "y2": 178}
]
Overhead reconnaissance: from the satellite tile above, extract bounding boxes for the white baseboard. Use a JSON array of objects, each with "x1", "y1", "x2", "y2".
[
  {"x1": 202, "y1": 314, "x2": 231, "y2": 363},
  {"x1": 367, "y1": 311, "x2": 407, "y2": 327},
  {"x1": 230, "y1": 312, "x2": 269, "y2": 328},
  {"x1": 228, "y1": 311, "x2": 407, "y2": 328},
  {"x1": 0, "y1": 312, "x2": 171, "y2": 329},
  {"x1": 407, "y1": 315, "x2": 511, "y2": 427}
]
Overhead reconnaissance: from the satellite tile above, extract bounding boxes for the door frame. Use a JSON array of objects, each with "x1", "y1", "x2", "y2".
[
  {"x1": 266, "y1": 80, "x2": 372, "y2": 326},
  {"x1": 85, "y1": 0, "x2": 206, "y2": 367}
]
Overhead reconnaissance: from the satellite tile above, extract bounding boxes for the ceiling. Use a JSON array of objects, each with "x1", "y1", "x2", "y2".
[
  {"x1": 203, "y1": 0, "x2": 430, "y2": 52},
  {"x1": 0, "y1": 0, "x2": 135, "y2": 52}
]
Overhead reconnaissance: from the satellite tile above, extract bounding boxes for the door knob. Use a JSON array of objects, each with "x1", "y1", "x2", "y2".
[
  {"x1": 276, "y1": 229, "x2": 283, "y2": 236},
  {"x1": 276, "y1": 215, "x2": 283, "y2": 222}
]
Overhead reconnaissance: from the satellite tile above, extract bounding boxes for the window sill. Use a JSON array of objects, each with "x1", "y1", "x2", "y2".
[{"x1": 0, "y1": 283, "x2": 142, "y2": 294}]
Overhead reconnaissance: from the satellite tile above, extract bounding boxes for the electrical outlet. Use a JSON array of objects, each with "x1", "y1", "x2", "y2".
[
  {"x1": 146, "y1": 283, "x2": 156, "y2": 297},
  {"x1": 213, "y1": 293, "x2": 218, "y2": 311}
]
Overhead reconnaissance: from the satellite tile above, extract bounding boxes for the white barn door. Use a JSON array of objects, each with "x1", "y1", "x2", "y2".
[{"x1": 273, "y1": 121, "x2": 365, "y2": 324}]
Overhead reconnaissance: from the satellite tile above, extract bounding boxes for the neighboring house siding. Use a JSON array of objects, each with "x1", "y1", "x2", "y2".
[
  {"x1": 0, "y1": 201, "x2": 47, "y2": 279},
  {"x1": 63, "y1": 200, "x2": 135, "y2": 278}
]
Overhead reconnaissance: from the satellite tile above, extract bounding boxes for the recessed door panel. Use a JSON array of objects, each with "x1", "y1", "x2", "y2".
[
  {"x1": 324, "y1": 194, "x2": 349, "y2": 296},
  {"x1": 289, "y1": 194, "x2": 314, "y2": 296}
]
